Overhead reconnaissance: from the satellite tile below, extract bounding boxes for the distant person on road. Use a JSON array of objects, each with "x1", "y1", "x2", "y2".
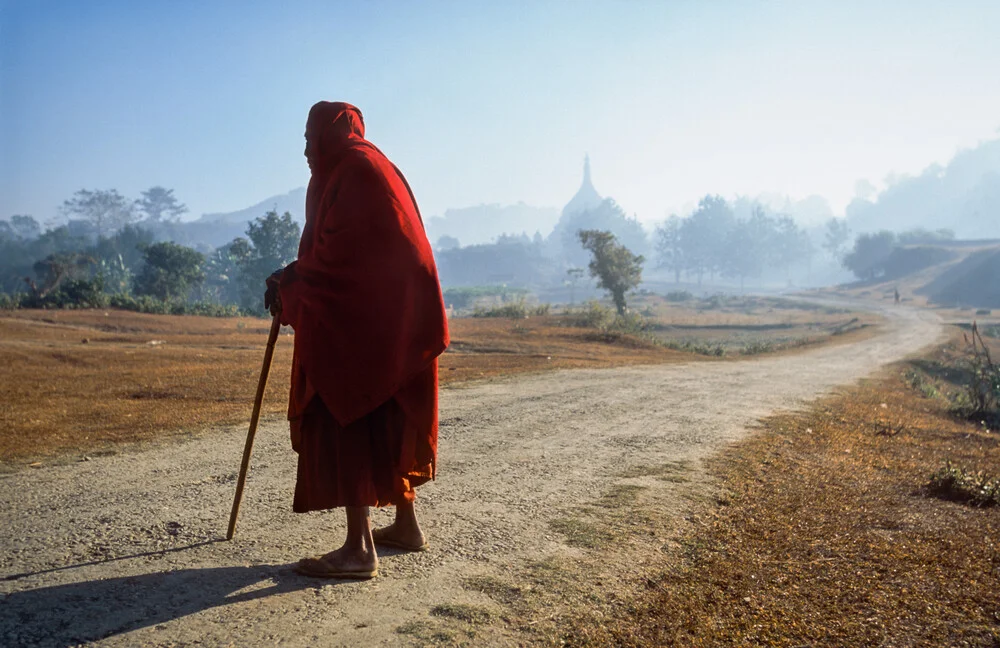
[
  {"x1": 894, "y1": 287, "x2": 900, "y2": 304},
  {"x1": 264, "y1": 102, "x2": 449, "y2": 579}
]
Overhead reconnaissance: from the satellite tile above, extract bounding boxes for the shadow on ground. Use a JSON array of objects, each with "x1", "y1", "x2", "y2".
[{"x1": 0, "y1": 563, "x2": 321, "y2": 647}]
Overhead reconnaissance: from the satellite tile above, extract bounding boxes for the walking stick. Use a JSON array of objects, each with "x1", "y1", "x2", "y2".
[{"x1": 227, "y1": 313, "x2": 282, "y2": 540}]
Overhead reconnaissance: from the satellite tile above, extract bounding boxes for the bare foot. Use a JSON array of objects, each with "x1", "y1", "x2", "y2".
[
  {"x1": 296, "y1": 544, "x2": 378, "y2": 579},
  {"x1": 372, "y1": 521, "x2": 427, "y2": 551}
]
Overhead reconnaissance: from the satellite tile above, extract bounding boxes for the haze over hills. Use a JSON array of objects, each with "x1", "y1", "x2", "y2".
[
  {"x1": 425, "y1": 203, "x2": 560, "y2": 248},
  {"x1": 198, "y1": 187, "x2": 306, "y2": 225},
  {"x1": 846, "y1": 137, "x2": 1000, "y2": 238},
  {"x1": 170, "y1": 135, "x2": 1000, "y2": 254}
]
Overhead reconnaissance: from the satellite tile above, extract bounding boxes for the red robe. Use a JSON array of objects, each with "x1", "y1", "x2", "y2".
[{"x1": 278, "y1": 102, "x2": 448, "y2": 510}]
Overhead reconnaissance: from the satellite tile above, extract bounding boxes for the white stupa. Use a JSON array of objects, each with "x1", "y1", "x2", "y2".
[{"x1": 561, "y1": 155, "x2": 602, "y2": 218}]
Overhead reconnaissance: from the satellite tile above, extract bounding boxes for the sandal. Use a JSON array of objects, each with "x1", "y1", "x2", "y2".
[
  {"x1": 372, "y1": 528, "x2": 429, "y2": 552},
  {"x1": 294, "y1": 555, "x2": 378, "y2": 579}
]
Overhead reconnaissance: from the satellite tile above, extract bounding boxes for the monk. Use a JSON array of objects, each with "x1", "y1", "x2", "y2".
[{"x1": 263, "y1": 101, "x2": 449, "y2": 579}]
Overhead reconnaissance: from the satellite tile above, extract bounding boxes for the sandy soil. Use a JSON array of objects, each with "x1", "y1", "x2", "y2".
[{"x1": 0, "y1": 301, "x2": 943, "y2": 647}]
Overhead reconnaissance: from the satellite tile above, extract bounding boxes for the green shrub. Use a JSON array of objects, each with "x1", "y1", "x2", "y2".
[
  {"x1": 0, "y1": 292, "x2": 23, "y2": 310},
  {"x1": 660, "y1": 339, "x2": 726, "y2": 356},
  {"x1": 20, "y1": 278, "x2": 109, "y2": 309},
  {"x1": 108, "y1": 293, "x2": 240, "y2": 317},
  {"x1": 904, "y1": 369, "x2": 940, "y2": 400},
  {"x1": 927, "y1": 461, "x2": 1000, "y2": 507},
  {"x1": 473, "y1": 300, "x2": 528, "y2": 319},
  {"x1": 443, "y1": 285, "x2": 528, "y2": 310},
  {"x1": 566, "y1": 300, "x2": 616, "y2": 329},
  {"x1": 741, "y1": 339, "x2": 774, "y2": 355}
]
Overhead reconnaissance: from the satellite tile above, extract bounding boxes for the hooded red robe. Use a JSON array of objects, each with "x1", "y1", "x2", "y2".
[{"x1": 277, "y1": 102, "x2": 449, "y2": 510}]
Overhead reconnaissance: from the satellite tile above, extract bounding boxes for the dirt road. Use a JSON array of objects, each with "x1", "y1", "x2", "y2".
[{"x1": 0, "y1": 302, "x2": 943, "y2": 647}]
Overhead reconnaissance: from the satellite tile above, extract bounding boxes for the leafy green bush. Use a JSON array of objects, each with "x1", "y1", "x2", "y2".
[
  {"x1": 473, "y1": 301, "x2": 528, "y2": 319},
  {"x1": 565, "y1": 300, "x2": 616, "y2": 329},
  {"x1": 927, "y1": 461, "x2": 1000, "y2": 507},
  {"x1": 471, "y1": 300, "x2": 549, "y2": 319},
  {"x1": 664, "y1": 290, "x2": 693, "y2": 302},
  {"x1": 904, "y1": 369, "x2": 941, "y2": 400},
  {"x1": 660, "y1": 339, "x2": 726, "y2": 356},
  {"x1": 20, "y1": 278, "x2": 110, "y2": 309},
  {"x1": 443, "y1": 285, "x2": 529, "y2": 310},
  {"x1": 108, "y1": 294, "x2": 240, "y2": 317},
  {"x1": 741, "y1": 340, "x2": 775, "y2": 355},
  {"x1": 0, "y1": 292, "x2": 23, "y2": 310}
]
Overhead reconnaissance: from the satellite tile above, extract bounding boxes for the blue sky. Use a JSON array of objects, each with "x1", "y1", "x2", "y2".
[{"x1": 2, "y1": 0, "x2": 999, "y2": 227}]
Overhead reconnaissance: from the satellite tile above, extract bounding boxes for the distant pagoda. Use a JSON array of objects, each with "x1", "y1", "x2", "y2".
[{"x1": 561, "y1": 154, "x2": 602, "y2": 218}]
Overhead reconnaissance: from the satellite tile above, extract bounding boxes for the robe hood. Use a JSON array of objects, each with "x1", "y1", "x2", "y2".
[{"x1": 306, "y1": 102, "x2": 366, "y2": 170}]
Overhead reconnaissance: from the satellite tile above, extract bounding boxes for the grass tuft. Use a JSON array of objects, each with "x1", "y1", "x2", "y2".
[{"x1": 429, "y1": 603, "x2": 494, "y2": 625}]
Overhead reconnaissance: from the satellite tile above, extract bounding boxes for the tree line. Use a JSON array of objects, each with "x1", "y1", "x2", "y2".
[
  {"x1": 1, "y1": 188, "x2": 299, "y2": 315},
  {"x1": 654, "y1": 196, "x2": 815, "y2": 289}
]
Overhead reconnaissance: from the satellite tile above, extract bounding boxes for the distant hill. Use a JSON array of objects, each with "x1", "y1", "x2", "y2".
[
  {"x1": 917, "y1": 246, "x2": 1000, "y2": 308},
  {"x1": 150, "y1": 188, "x2": 306, "y2": 250},
  {"x1": 198, "y1": 187, "x2": 306, "y2": 226},
  {"x1": 846, "y1": 138, "x2": 1000, "y2": 239}
]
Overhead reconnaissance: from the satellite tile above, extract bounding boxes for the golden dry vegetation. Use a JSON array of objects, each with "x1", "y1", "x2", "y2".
[
  {"x1": 0, "y1": 298, "x2": 874, "y2": 466},
  {"x1": 0, "y1": 308, "x2": 678, "y2": 465},
  {"x1": 574, "y1": 331, "x2": 1000, "y2": 646}
]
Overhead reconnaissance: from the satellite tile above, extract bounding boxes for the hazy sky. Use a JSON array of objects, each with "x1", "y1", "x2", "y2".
[{"x1": 2, "y1": 0, "x2": 999, "y2": 227}]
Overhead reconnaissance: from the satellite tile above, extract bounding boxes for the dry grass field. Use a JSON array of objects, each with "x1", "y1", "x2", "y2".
[
  {"x1": 564, "y1": 330, "x2": 1000, "y2": 646},
  {"x1": 0, "y1": 297, "x2": 874, "y2": 466}
]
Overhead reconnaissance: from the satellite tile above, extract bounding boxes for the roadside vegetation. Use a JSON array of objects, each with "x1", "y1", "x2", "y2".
[
  {"x1": 551, "y1": 328, "x2": 1000, "y2": 646},
  {"x1": 0, "y1": 294, "x2": 870, "y2": 466}
]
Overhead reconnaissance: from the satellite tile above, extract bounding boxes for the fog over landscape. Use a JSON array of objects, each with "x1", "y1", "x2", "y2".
[
  {"x1": 2, "y1": 1, "x2": 999, "y2": 302},
  {"x1": 6, "y1": 4, "x2": 1000, "y2": 645}
]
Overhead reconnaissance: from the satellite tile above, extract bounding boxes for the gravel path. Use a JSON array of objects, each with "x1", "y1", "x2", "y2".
[{"x1": 0, "y1": 302, "x2": 943, "y2": 647}]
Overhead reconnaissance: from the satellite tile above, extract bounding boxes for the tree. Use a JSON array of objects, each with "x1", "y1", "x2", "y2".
[
  {"x1": 92, "y1": 225, "x2": 155, "y2": 295},
  {"x1": 553, "y1": 198, "x2": 648, "y2": 266},
  {"x1": 435, "y1": 235, "x2": 460, "y2": 251},
  {"x1": 679, "y1": 195, "x2": 735, "y2": 285},
  {"x1": 577, "y1": 229, "x2": 644, "y2": 316},
  {"x1": 435, "y1": 236, "x2": 556, "y2": 288},
  {"x1": 655, "y1": 214, "x2": 685, "y2": 283},
  {"x1": 823, "y1": 218, "x2": 850, "y2": 261},
  {"x1": 565, "y1": 266, "x2": 585, "y2": 305},
  {"x1": 61, "y1": 189, "x2": 137, "y2": 238},
  {"x1": 9, "y1": 215, "x2": 41, "y2": 241},
  {"x1": 771, "y1": 216, "x2": 813, "y2": 281},
  {"x1": 842, "y1": 231, "x2": 897, "y2": 280},
  {"x1": 27, "y1": 253, "x2": 95, "y2": 297},
  {"x1": 722, "y1": 206, "x2": 773, "y2": 291},
  {"x1": 136, "y1": 187, "x2": 188, "y2": 222},
  {"x1": 133, "y1": 242, "x2": 206, "y2": 300},
  {"x1": 231, "y1": 210, "x2": 301, "y2": 311}
]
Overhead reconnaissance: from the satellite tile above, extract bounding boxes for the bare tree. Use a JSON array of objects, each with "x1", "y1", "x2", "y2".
[{"x1": 61, "y1": 189, "x2": 137, "y2": 238}]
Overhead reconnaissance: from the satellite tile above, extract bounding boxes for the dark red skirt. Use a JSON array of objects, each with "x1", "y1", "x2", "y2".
[{"x1": 291, "y1": 362, "x2": 438, "y2": 512}]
